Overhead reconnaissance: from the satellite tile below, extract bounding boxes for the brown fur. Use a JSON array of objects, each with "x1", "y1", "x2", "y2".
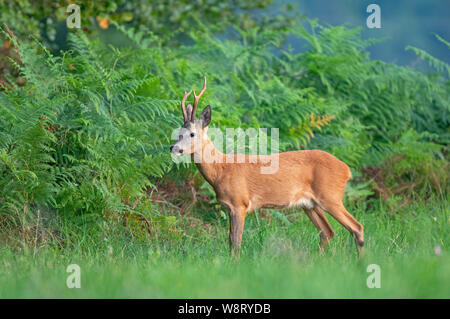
[
  {"x1": 172, "y1": 79, "x2": 364, "y2": 258},
  {"x1": 186, "y1": 134, "x2": 364, "y2": 258}
]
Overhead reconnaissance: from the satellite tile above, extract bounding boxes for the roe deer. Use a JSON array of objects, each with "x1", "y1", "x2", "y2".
[{"x1": 170, "y1": 77, "x2": 364, "y2": 258}]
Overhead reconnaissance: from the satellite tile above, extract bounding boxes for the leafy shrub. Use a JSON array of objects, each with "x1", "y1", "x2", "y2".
[
  {"x1": 363, "y1": 130, "x2": 448, "y2": 200},
  {"x1": 0, "y1": 27, "x2": 179, "y2": 243},
  {"x1": 0, "y1": 0, "x2": 296, "y2": 48}
]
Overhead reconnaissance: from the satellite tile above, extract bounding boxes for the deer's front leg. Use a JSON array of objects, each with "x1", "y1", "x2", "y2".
[{"x1": 228, "y1": 207, "x2": 247, "y2": 259}]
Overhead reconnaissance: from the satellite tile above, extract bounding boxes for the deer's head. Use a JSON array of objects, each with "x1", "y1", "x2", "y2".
[{"x1": 170, "y1": 77, "x2": 211, "y2": 156}]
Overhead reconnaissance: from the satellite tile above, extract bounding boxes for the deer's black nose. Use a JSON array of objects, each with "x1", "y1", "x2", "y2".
[{"x1": 170, "y1": 145, "x2": 183, "y2": 154}]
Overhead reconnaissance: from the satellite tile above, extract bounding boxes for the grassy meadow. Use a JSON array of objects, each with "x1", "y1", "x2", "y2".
[{"x1": 0, "y1": 196, "x2": 448, "y2": 298}]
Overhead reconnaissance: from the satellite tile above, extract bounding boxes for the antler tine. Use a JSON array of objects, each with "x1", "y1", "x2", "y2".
[
  {"x1": 191, "y1": 76, "x2": 207, "y2": 120},
  {"x1": 181, "y1": 90, "x2": 193, "y2": 122}
]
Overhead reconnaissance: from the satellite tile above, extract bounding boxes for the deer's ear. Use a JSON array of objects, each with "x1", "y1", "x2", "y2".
[
  {"x1": 200, "y1": 105, "x2": 211, "y2": 128},
  {"x1": 186, "y1": 103, "x2": 193, "y2": 121}
]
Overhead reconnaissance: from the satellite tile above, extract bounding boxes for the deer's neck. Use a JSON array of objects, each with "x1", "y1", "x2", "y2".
[{"x1": 192, "y1": 136, "x2": 225, "y2": 186}]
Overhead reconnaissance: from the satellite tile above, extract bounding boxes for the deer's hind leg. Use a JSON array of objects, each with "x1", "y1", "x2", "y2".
[
  {"x1": 318, "y1": 199, "x2": 364, "y2": 256},
  {"x1": 304, "y1": 207, "x2": 335, "y2": 252}
]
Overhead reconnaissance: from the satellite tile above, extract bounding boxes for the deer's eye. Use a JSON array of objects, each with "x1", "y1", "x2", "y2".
[
  {"x1": 190, "y1": 132, "x2": 195, "y2": 137},
  {"x1": 179, "y1": 135, "x2": 183, "y2": 140}
]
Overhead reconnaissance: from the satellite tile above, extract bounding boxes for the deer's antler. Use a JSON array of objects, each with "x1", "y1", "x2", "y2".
[
  {"x1": 181, "y1": 90, "x2": 193, "y2": 122},
  {"x1": 191, "y1": 76, "x2": 207, "y2": 120}
]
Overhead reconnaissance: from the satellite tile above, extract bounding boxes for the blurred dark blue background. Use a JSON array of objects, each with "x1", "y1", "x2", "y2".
[{"x1": 276, "y1": 0, "x2": 449, "y2": 67}]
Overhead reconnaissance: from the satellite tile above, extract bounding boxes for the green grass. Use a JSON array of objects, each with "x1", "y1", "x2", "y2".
[{"x1": 0, "y1": 197, "x2": 448, "y2": 298}]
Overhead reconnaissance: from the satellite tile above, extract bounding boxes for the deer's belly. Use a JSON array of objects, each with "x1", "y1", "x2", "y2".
[
  {"x1": 255, "y1": 192, "x2": 315, "y2": 210},
  {"x1": 288, "y1": 197, "x2": 315, "y2": 209}
]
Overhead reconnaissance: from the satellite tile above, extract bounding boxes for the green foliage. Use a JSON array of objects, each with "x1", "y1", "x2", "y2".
[
  {"x1": 175, "y1": 20, "x2": 448, "y2": 171},
  {"x1": 0, "y1": 0, "x2": 296, "y2": 49},
  {"x1": 365, "y1": 130, "x2": 448, "y2": 200},
  {"x1": 0, "y1": 27, "x2": 178, "y2": 235},
  {"x1": 0, "y1": 17, "x2": 448, "y2": 247},
  {"x1": 406, "y1": 34, "x2": 450, "y2": 77}
]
